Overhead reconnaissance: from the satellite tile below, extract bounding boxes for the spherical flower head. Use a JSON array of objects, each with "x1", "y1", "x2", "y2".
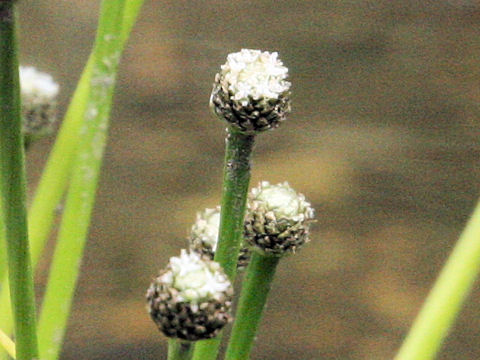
[
  {"x1": 245, "y1": 181, "x2": 315, "y2": 256},
  {"x1": 210, "y1": 49, "x2": 291, "y2": 134},
  {"x1": 189, "y1": 207, "x2": 251, "y2": 268},
  {"x1": 19, "y1": 66, "x2": 59, "y2": 141},
  {"x1": 146, "y1": 250, "x2": 233, "y2": 341}
]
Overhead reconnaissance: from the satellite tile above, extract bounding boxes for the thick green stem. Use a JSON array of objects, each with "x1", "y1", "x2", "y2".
[
  {"x1": 192, "y1": 128, "x2": 255, "y2": 360},
  {"x1": 395, "y1": 201, "x2": 480, "y2": 360},
  {"x1": 0, "y1": 3, "x2": 39, "y2": 360},
  {"x1": 168, "y1": 339, "x2": 193, "y2": 360},
  {"x1": 215, "y1": 129, "x2": 255, "y2": 279},
  {"x1": 224, "y1": 253, "x2": 279, "y2": 360}
]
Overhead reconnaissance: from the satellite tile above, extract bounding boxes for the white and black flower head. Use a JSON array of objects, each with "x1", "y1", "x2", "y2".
[
  {"x1": 245, "y1": 181, "x2": 315, "y2": 256},
  {"x1": 189, "y1": 206, "x2": 250, "y2": 268},
  {"x1": 210, "y1": 49, "x2": 291, "y2": 134},
  {"x1": 146, "y1": 250, "x2": 233, "y2": 341},
  {"x1": 19, "y1": 66, "x2": 59, "y2": 143}
]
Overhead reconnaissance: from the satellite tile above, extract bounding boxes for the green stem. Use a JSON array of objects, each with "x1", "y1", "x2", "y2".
[
  {"x1": 0, "y1": 198, "x2": 6, "y2": 292},
  {"x1": 192, "y1": 128, "x2": 255, "y2": 360},
  {"x1": 36, "y1": 1, "x2": 129, "y2": 359},
  {"x1": 216, "y1": 129, "x2": 255, "y2": 279},
  {"x1": 168, "y1": 339, "x2": 193, "y2": 360},
  {"x1": 224, "y1": 253, "x2": 279, "y2": 360},
  {"x1": 0, "y1": 3, "x2": 39, "y2": 360},
  {"x1": 395, "y1": 201, "x2": 480, "y2": 360}
]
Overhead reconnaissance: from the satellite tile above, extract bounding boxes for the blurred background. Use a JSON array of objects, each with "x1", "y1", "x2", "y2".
[{"x1": 15, "y1": 0, "x2": 480, "y2": 359}]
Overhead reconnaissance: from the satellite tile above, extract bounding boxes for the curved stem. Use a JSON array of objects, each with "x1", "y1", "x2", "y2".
[
  {"x1": 168, "y1": 339, "x2": 193, "y2": 360},
  {"x1": 0, "y1": 3, "x2": 38, "y2": 359},
  {"x1": 395, "y1": 200, "x2": 480, "y2": 360},
  {"x1": 192, "y1": 128, "x2": 255, "y2": 360},
  {"x1": 36, "y1": 1, "x2": 131, "y2": 358},
  {"x1": 224, "y1": 253, "x2": 280, "y2": 360}
]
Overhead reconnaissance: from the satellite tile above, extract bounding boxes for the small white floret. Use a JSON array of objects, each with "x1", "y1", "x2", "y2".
[
  {"x1": 169, "y1": 250, "x2": 231, "y2": 303},
  {"x1": 220, "y1": 49, "x2": 290, "y2": 106}
]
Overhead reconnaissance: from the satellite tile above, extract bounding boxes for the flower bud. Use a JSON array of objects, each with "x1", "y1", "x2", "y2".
[
  {"x1": 189, "y1": 206, "x2": 250, "y2": 268},
  {"x1": 244, "y1": 181, "x2": 315, "y2": 256},
  {"x1": 210, "y1": 49, "x2": 291, "y2": 134},
  {"x1": 146, "y1": 250, "x2": 233, "y2": 341},
  {"x1": 19, "y1": 66, "x2": 59, "y2": 143}
]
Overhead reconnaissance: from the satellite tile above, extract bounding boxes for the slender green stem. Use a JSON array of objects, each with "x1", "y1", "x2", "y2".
[
  {"x1": 0, "y1": 3, "x2": 39, "y2": 360},
  {"x1": 0, "y1": 198, "x2": 6, "y2": 291},
  {"x1": 224, "y1": 253, "x2": 280, "y2": 360},
  {"x1": 36, "y1": 1, "x2": 134, "y2": 359},
  {"x1": 0, "y1": 3, "x2": 144, "y2": 357},
  {"x1": 168, "y1": 339, "x2": 193, "y2": 360},
  {"x1": 216, "y1": 129, "x2": 255, "y2": 279},
  {"x1": 192, "y1": 128, "x2": 255, "y2": 360},
  {"x1": 0, "y1": 329, "x2": 15, "y2": 359},
  {"x1": 395, "y1": 200, "x2": 480, "y2": 360}
]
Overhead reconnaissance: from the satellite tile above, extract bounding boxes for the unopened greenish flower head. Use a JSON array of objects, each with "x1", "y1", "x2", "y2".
[
  {"x1": 211, "y1": 49, "x2": 291, "y2": 133},
  {"x1": 252, "y1": 181, "x2": 313, "y2": 222},
  {"x1": 189, "y1": 207, "x2": 251, "y2": 268},
  {"x1": 19, "y1": 66, "x2": 59, "y2": 142},
  {"x1": 146, "y1": 250, "x2": 233, "y2": 341},
  {"x1": 190, "y1": 207, "x2": 221, "y2": 252},
  {"x1": 245, "y1": 181, "x2": 315, "y2": 256}
]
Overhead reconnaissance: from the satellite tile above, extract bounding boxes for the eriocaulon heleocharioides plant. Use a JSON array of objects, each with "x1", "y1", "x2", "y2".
[{"x1": 145, "y1": 49, "x2": 319, "y2": 360}]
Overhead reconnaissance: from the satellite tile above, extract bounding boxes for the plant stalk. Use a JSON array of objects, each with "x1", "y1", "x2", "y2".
[
  {"x1": 395, "y1": 200, "x2": 480, "y2": 359},
  {"x1": 168, "y1": 339, "x2": 193, "y2": 360},
  {"x1": 0, "y1": 3, "x2": 39, "y2": 359},
  {"x1": 224, "y1": 252, "x2": 280, "y2": 360},
  {"x1": 191, "y1": 128, "x2": 255, "y2": 360}
]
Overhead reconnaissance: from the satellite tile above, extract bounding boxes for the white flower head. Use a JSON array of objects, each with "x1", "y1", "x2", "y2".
[
  {"x1": 19, "y1": 66, "x2": 59, "y2": 141},
  {"x1": 211, "y1": 49, "x2": 291, "y2": 133},
  {"x1": 19, "y1": 66, "x2": 59, "y2": 103},
  {"x1": 161, "y1": 250, "x2": 231, "y2": 304},
  {"x1": 147, "y1": 249, "x2": 233, "y2": 340},
  {"x1": 220, "y1": 49, "x2": 290, "y2": 106}
]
